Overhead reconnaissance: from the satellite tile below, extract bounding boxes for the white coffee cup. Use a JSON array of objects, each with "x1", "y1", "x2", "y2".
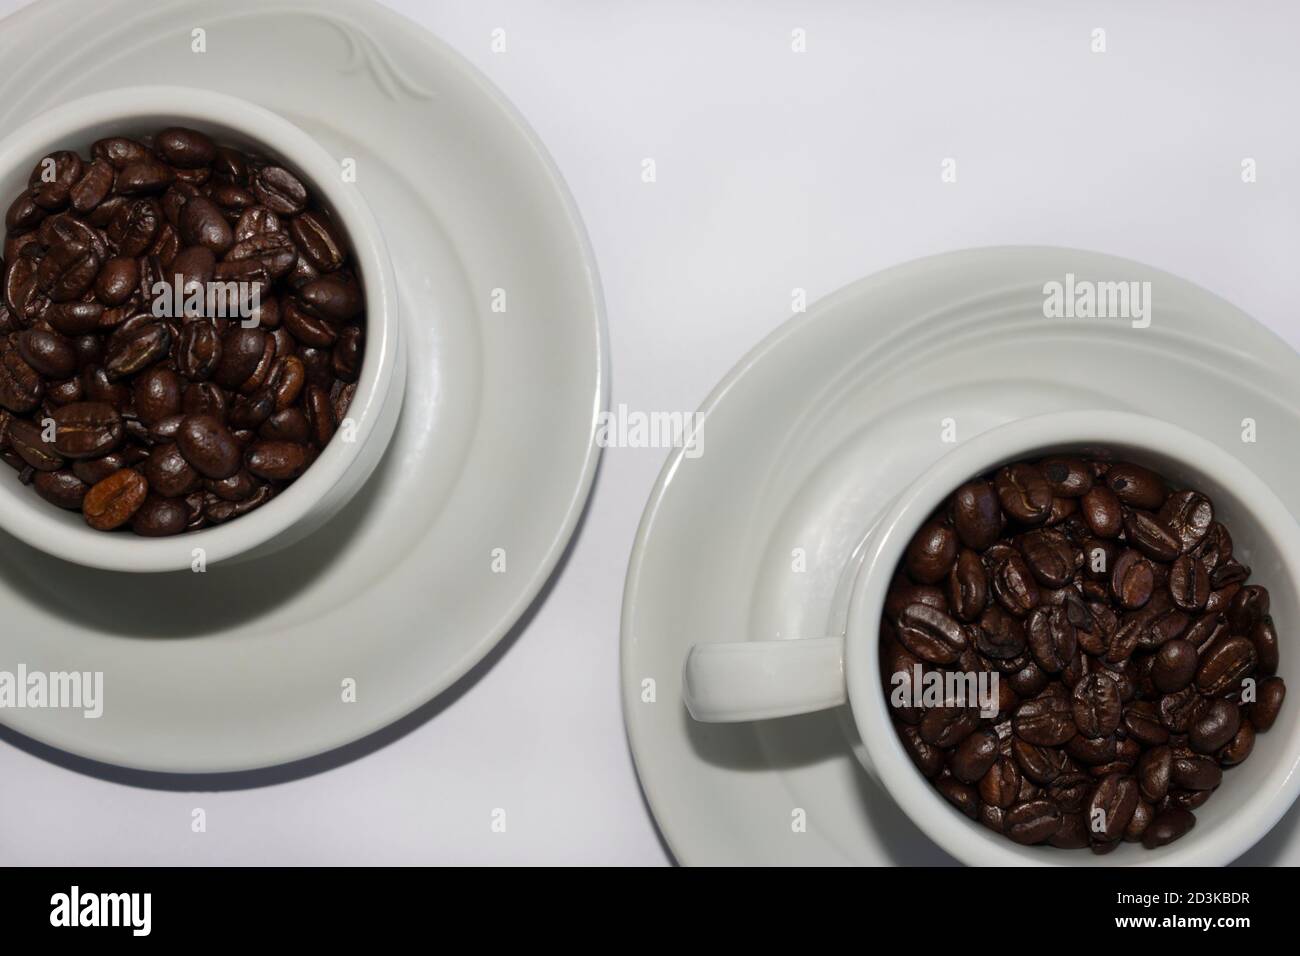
[{"x1": 684, "y1": 410, "x2": 1300, "y2": 864}]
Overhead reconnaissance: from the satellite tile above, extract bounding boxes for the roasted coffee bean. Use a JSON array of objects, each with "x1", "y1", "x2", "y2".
[
  {"x1": 896, "y1": 603, "x2": 968, "y2": 665},
  {"x1": 33, "y1": 468, "x2": 88, "y2": 509},
  {"x1": 156, "y1": 127, "x2": 216, "y2": 168},
  {"x1": 1123, "y1": 510, "x2": 1181, "y2": 563},
  {"x1": 16, "y1": 328, "x2": 76, "y2": 379},
  {"x1": 1026, "y1": 606, "x2": 1077, "y2": 673},
  {"x1": 905, "y1": 520, "x2": 958, "y2": 584},
  {"x1": 951, "y1": 728, "x2": 1000, "y2": 783},
  {"x1": 175, "y1": 414, "x2": 241, "y2": 480},
  {"x1": 176, "y1": 321, "x2": 222, "y2": 381},
  {"x1": 212, "y1": 327, "x2": 269, "y2": 391},
  {"x1": 49, "y1": 401, "x2": 122, "y2": 459},
  {"x1": 1111, "y1": 549, "x2": 1154, "y2": 611},
  {"x1": 1169, "y1": 555, "x2": 1210, "y2": 611},
  {"x1": 885, "y1": 584, "x2": 947, "y2": 624},
  {"x1": 104, "y1": 321, "x2": 170, "y2": 379},
  {"x1": 1123, "y1": 700, "x2": 1170, "y2": 746},
  {"x1": 48, "y1": 301, "x2": 106, "y2": 336},
  {"x1": 178, "y1": 196, "x2": 233, "y2": 253},
  {"x1": 1247, "y1": 677, "x2": 1286, "y2": 732},
  {"x1": 143, "y1": 442, "x2": 202, "y2": 498},
  {"x1": 898, "y1": 723, "x2": 944, "y2": 778},
  {"x1": 1170, "y1": 753, "x2": 1222, "y2": 791},
  {"x1": 1218, "y1": 719, "x2": 1255, "y2": 766},
  {"x1": 991, "y1": 552, "x2": 1040, "y2": 616},
  {"x1": 1073, "y1": 672, "x2": 1121, "y2": 738},
  {"x1": 950, "y1": 480, "x2": 1002, "y2": 549},
  {"x1": 1105, "y1": 462, "x2": 1167, "y2": 510},
  {"x1": 252, "y1": 166, "x2": 308, "y2": 215},
  {"x1": 1040, "y1": 457, "x2": 1092, "y2": 497},
  {"x1": 290, "y1": 210, "x2": 345, "y2": 272},
  {"x1": 332, "y1": 324, "x2": 363, "y2": 381},
  {"x1": 947, "y1": 549, "x2": 987, "y2": 621},
  {"x1": 1020, "y1": 529, "x2": 1075, "y2": 588},
  {"x1": 114, "y1": 160, "x2": 174, "y2": 195},
  {"x1": 1137, "y1": 745, "x2": 1172, "y2": 803},
  {"x1": 1080, "y1": 484, "x2": 1123, "y2": 539},
  {"x1": 995, "y1": 463, "x2": 1052, "y2": 525},
  {"x1": 921, "y1": 704, "x2": 980, "y2": 749},
  {"x1": 1158, "y1": 490, "x2": 1213, "y2": 553},
  {"x1": 81, "y1": 467, "x2": 147, "y2": 530},
  {"x1": 1150, "y1": 639, "x2": 1197, "y2": 694},
  {"x1": 979, "y1": 756, "x2": 1022, "y2": 808},
  {"x1": 1189, "y1": 699, "x2": 1240, "y2": 755},
  {"x1": 1228, "y1": 585, "x2": 1270, "y2": 632},
  {"x1": 977, "y1": 605, "x2": 1027, "y2": 660},
  {"x1": 245, "y1": 439, "x2": 308, "y2": 482},
  {"x1": 1196, "y1": 635, "x2": 1257, "y2": 696},
  {"x1": 1088, "y1": 773, "x2": 1138, "y2": 843},
  {"x1": 7, "y1": 418, "x2": 63, "y2": 471},
  {"x1": 130, "y1": 493, "x2": 189, "y2": 536},
  {"x1": 1005, "y1": 799, "x2": 1062, "y2": 845},
  {"x1": 1013, "y1": 694, "x2": 1076, "y2": 747},
  {"x1": 1142, "y1": 807, "x2": 1195, "y2": 848}
]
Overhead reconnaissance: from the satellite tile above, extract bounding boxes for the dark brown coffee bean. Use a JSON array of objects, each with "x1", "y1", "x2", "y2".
[
  {"x1": 176, "y1": 414, "x2": 241, "y2": 480},
  {"x1": 244, "y1": 439, "x2": 308, "y2": 482},
  {"x1": 176, "y1": 321, "x2": 222, "y2": 381},
  {"x1": 1189, "y1": 699, "x2": 1240, "y2": 755},
  {"x1": 1247, "y1": 677, "x2": 1285, "y2": 732},
  {"x1": 1170, "y1": 753, "x2": 1222, "y2": 791},
  {"x1": 1218, "y1": 719, "x2": 1255, "y2": 766},
  {"x1": 1073, "y1": 672, "x2": 1121, "y2": 738},
  {"x1": 1040, "y1": 457, "x2": 1092, "y2": 497},
  {"x1": 143, "y1": 442, "x2": 202, "y2": 497},
  {"x1": 1013, "y1": 694, "x2": 1076, "y2": 747},
  {"x1": 951, "y1": 728, "x2": 999, "y2": 783},
  {"x1": 1112, "y1": 549, "x2": 1154, "y2": 610},
  {"x1": 49, "y1": 401, "x2": 123, "y2": 459},
  {"x1": 905, "y1": 520, "x2": 958, "y2": 584},
  {"x1": 132, "y1": 366, "x2": 182, "y2": 425},
  {"x1": 28, "y1": 150, "x2": 83, "y2": 209},
  {"x1": 104, "y1": 321, "x2": 170, "y2": 379},
  {"x1": 977, "y1": 605, "x2": 1027, "y2": 660},
  {"x1": 896, "y1": 603, "x2": 967, "y2": 664},
  {"x1": 115, "y1": 160, "x2": 175, "y2": 195},
  {"x1": 946, "y1": 548, "x2": 987, "y2": 621},
  {"x1": 1080, "y1": 484, "x2": 1123, "y2": 538},
  {"x1": 7, "y1": 417, "x2": 63, "y2": 471},
  {"x1": 991, "y1": 553, "x2": 1040, "y2": 616},
  {"x1": 1196, "y1": 635, "x2": 1257, "y2": 696},
  {"x1": 47, "y1": 301, "x2": 105, "y2": 336},
  {"x1": 950, "y1": 480, "x2": 1002, "y2": 550},
  {"x1": 179, "y1": 197, "x2": 233, "y2": 253},
  {"x1": 1026, "y1": 606, "x2": 1077, "y2": 673},
  {"x1": 212, "y1": 326, "x2": 269, "y2": 390},
  {"x1": 1123, "y1": 700, "x2": 1170, "y2": 746},
  {"x1": 1005, "y1": 799, "x2": 1062, "y2": 845},
  {"x1": 1142, "y1": 807, "x2": 1195, "y2": 848},
  {"x1": 332, "y1": 324, "x2": 363, "y2": 381},
  {"x1": 33, "y1": 468, "x2": 89, "y2": 509},
  {"x1": 1148, "y1": 639, "x2": 1197, "y2": 694},
  {"x1": 130, "y1": 493, "x2": 189, "y2": 536},
  {"x1": 1227, "y1": 585, "x2": 1270, "y2": 632},
  {"x1": 1168, "y1": 555, "x2": 1210, "y2": 612},
  {"x1": 1105, "y1": 462, "x2": 1167, "y2": 509},
  {"x1": 155, "y1": 127, "x2": 216, "y2": 168},
  {"x1": 995, "y1": 463, "x2": 1052, "y2": 525},
  {"x1": 70, "y1": 159, "x2": 114, "y2": 213},
  {"x1": 978, "y1": 756, "x2": 1022, "y2": 808},
  {"x1": 1158, "y1": 490, "x2": 1213, "y2": 554},
  {"x1": 1123, "y1": 510, "x2": 1181, "y2": 562},
  {"x1": 289, "y1": 209, "x2": 345, "y2": 272},
  {"x1": 898, "y1": 723, "x2": 944, "y2": 778},
  {"x1": 252, "y1": 166, "x2": 308, "y2": 215},
  {"x1": 82, "y1": 467, "x2": 147, "y2": 530},
  {"x1": 1088, "y1": 773, "x2": 1138, "y2": 843},
  {"x1": 1137, "y1": 745, "x2": 1172, "y2": 803}
]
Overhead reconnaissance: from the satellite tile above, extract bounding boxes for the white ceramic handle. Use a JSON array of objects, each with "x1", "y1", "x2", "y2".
[{"x1": 682, "y1": 637, "x2": 847, "y2": 722}]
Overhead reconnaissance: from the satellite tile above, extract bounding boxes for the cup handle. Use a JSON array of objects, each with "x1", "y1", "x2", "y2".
[{"x1": 682, "y1": 637, "x2": 847, "y2": 722}]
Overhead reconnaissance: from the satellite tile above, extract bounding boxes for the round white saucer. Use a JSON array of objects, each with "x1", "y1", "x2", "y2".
[
  {"x1": 0, "y1": 0, "x2": 605, "y2": 771},
  {"x1": 622, "y1": 247, "x2": 1300, "y2": 865}
]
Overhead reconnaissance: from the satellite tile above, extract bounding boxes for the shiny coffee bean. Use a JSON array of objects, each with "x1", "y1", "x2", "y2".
[
  {"x1": 176, "y1": 414, "x2": 241, "y2": 480},
  {"x1": 82, "y1": 467, "x2": 148, "y2": 530},
  {"x1": 995, "y1": 463, "x2": 1052, "y2": 525},
  {"x1": 1247, "y1": 677, "x2": 1285, "y2": 732},
  {"x1": 905, "y1": 520, "x2": 959, "y2": 584},
  {"x1": 1005, "y1": 799, "x2": 1062, "y2": 845}
]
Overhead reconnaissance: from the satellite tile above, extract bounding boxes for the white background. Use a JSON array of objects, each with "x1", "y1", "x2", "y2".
[{"x1": 1, "y1": 0, "x2": 1298, "y2": 865}]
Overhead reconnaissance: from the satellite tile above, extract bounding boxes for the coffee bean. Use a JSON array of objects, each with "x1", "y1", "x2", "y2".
[
  {"x1": 1170, "y1": 753, "x2": 1222, "y2": 791},
  {"x1": 1112, "y1": 549, "x2": 1154, "y2": 610},
  {"x1": 898, "y1": 723, "x2": 944, "y2": 778},
  {"x1": 16, "y1": 328, "x2": 76, "y2": 379},
  {"x1": 156, "y1": 127, "x2": 216, "y2": 168},
  {"x1": 143, "y1": 442, "x2": 202, "y2": 498},
  {"x1": 1080, "y1": 485, "x2": 1123, "y2": 538},
  {"x1": 950, "y1": 480, "x2": 1002, "y2": 550},
  {"x1": 977, "y1": 605, "x2": 1027, "y2": 660},
  {"x1": 8, "y1": 418, "x2": 63, "y2": 471},
  {"x1": 897, "y1": 603, "x2": 967, "y2": 664},
  {"x1": 290, "y1": 210, "x2": 345, "y2": 272},
  {"x1": 130, "y1": 493, "x2": 189, "y2": 536},
  {"x1": 1005, "y1": 799, "x2": 1062, "y2": 845},
  {"x1": 252, "y1": 166, "x2": 308, "y2": 215},
  {"x1": 1105, "y1": 462, "x2": 1168, "y2": 509},
  {"x1": 1196, "y1": 635, "x2": 1257, "y2": 696},
  {"x1": 905, "y1": 520, "x2": 959, "y2": 584},
  {"x1": 1158, "y1": 490, "x2": 1213, "y2": 553},
  {"x1": 33, "y1": 469, "x2": 88, "y2": 509},
  {"x1": 951, "y1": 728, "x2": 1000, "y2": 783},
  {"x1": 1247, "y1": 677, "x2": 1286, "y2": 732},
  {"x1": 1040, "y1": 457, "x2": 1092, "y2": 497},
  {"x1": 49, "y1": 401, "x2": 122, "y2": 459},
  {"x1": 1013, "y1": 694, "x2": 1076, "y2": 747},
  {"x1": 1218, "y1": 719, "x2": 1255, "y2": 766},
  {"x1": 1142, "y1": 807, "x2": 1195, "y2": 848},
  {"x1": 1137, "y1": 745, "x2": 1172, "y2": 803},
  {"x1": 179, "y1": 197, "x2": 233, "y2": 253},
  {"x1": 1168, "y1": 555, "x2": 1210, "y2": 611},
  {"x1": 1123, "y1": 510, "x2": 1181, "y2": 562},
  {"x1": 1189, "y1": 699, "x2": 1240, "y2": 755},
  {"x1": 175, "y1": 414, "x2": 241, "y2": 480},
  {"x1": 104, "y1": 321, "x2": 170, "y2": 379},
  {"x1": 1088, "y1": 773, "x2": 1138, "y2": 843},
  {"x1": 995, "y1": 463, "x2": 1052, "y2": 525},
  {"x1": 947, "y1": 548, "x2": 987, "y2": 621},
  {"x1": 245, "y1": 439, "x2": 308, "y2": 481},
  {"x1": 991, "y1": 552, "x2": 1040, "y2": 616},
  {"x1": 1150, "y1": 639, "x2": 1197, "y2": 694},
  {"x1": 1073, "y1": 672, "x2": 1121, "y2": 738},
  {"x1": 82, "y1": 467, "x2": 147, "y2": 530}
]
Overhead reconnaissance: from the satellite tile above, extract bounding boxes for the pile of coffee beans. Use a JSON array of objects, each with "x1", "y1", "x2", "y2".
[
  {"x1": 881, "y1": 456, "x2": 1286, "y2": 852},
  {"x1": 0, "y1": 126, "x2": 364, "y2": 535}
]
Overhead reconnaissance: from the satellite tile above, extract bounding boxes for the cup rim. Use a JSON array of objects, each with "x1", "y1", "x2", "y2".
[
  {"x1": 845, "y1": 409, "x2": 1300, "y2": 865},
  {"x1": 0, "y1": 85, "x2": 398, "y2": 572}
]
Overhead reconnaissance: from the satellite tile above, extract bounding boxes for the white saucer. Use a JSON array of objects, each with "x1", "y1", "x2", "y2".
[
  {"x1": 0, "y1": 0, "x2": 605, "y2": 771},
  {"x1": 622, "y1": 247, "x2": 1300, "y2": 865}
]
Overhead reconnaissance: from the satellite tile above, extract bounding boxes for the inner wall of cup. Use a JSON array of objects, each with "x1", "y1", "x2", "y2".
[
  {"x1": 876, "y1": 437, "x2": 1297, "y2": 861},
  {"x1": 0, "y1": 112, "x2": 370, "y2": 536}
]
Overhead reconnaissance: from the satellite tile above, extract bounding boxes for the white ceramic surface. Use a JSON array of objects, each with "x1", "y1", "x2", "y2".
[
  {"x1": 684, "y1": 411, "x2": 1300, "y2": 865},
  {"x1": 0, "y1": 0, "x2": 605, "y2": 770},
  {"x1": 0, "y1": 85, "x2": 405, "y2": 572},
  {"x1": 623, "y1": 246, "x2": 1300, "y2": 866}
]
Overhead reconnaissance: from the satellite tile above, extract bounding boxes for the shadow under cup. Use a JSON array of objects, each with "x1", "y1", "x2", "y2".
[{"x1": 865, "y1": 434, "x2": 1300, "y2": 864}]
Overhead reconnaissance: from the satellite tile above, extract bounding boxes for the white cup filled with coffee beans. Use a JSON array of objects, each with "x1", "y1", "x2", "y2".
[
  {"x1": 0, "y1": 86, "x2": 405, "y2": 572},
  {"x1": 683, "y1": 410, "x2": 1299, "y2": 865}
]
